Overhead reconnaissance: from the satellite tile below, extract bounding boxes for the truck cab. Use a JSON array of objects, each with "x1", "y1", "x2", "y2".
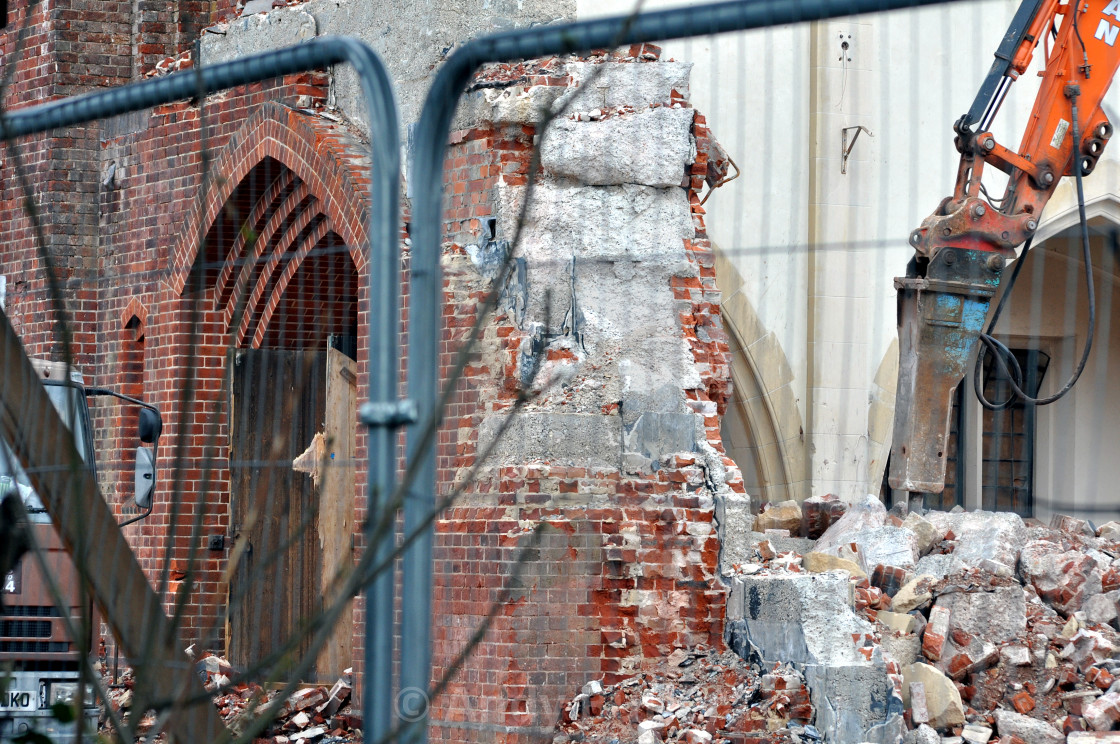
[{"x1": 0, "y1": 359, "x2": 160, "y2": 743}]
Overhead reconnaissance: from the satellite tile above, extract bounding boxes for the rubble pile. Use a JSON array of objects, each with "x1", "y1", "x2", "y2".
[
  {"x1": 557, "y1": 648, "x2": 825, "y2": 744},
  {"x1": 99, "y1": 655, "x2": 360, "y2": 743},
  {"x1": 727, "y1": 496, "x2": 1120, "y2": 742},
  {"x1": 563, "y1": 496, "x2": 1120, "y2": 743}
]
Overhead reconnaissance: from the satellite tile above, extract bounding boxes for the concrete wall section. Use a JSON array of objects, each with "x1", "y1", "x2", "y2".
[
  {"x1": 422, "y1": 53, "x2": 748, "y2": 738},
  {"x1": 201, "y1": 0, "x2": 576, "y2": 128}
]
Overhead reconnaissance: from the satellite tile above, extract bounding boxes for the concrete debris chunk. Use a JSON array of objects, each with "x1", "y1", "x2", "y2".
[
  {"x1": 879, "y1": 631, "x2": 921, "y2": 667},
  {"x1": 1083, "y1": 590, "x2": 1120, "y2": 626},
  {"x1": 726, "y1": 572, "x2": 872, "y2": 666},
  {"x1": 1097, "y1": 521, "x2": 1120, "y2": 541},
  {"x1": 740, "y1": 530, "x2": 815, "y2": 568},
  {"x1": 999, "y1": 645, "x2": 1032, "y2": 666},
  {"x1": 992, "y1": 708, "x2": 1064, "y2": 744},
  {"x1": 976, "y1": 557, "x2": 1015, "y2": 578},
  {"x1": 901, "y1": 662, "x2": 965, "y2": 729},
  {"x1": 1019, "y1": 539, "x2": 1103, "y2": 614},
  {"x1": 1052, "y1": 513, "x2": 1096, "y2": 537},
  {"x1": 241, "y1": 0, "x2": 275, "y2": 15},
  {"x1": 936, "y1": 634, "x2": 998, "y2": 681},
  {"x1": 901, "y1": 512, "x2": 942, "y2": 556},
  {"x1": 712, "y1": 506, "x2": 1120, "y2": 744},
  {"x1": 911, "y1": 552, "x2": 960, "y2": 580},
  {"x1": 823, "y1": 525, "x2": 919, "y2": 571},
  {"x1": 1063, "y1": 628, "x2": 1118, "y2": 672},
  {"x1": 725, "y1": 571, "x2": 905, "y2": 742},
  {"x1": 960, "y1": 723, "x2": 992, "y2": 743},
  {"x1": 926, "y1": 509, "x2": 1027, "y2": 568},
  {"x1": 1083, "y1": 689, "x2": 1120, "y2": 730},
  {"x1": 1068, "y1": 733, "x2": 1120, "y2": 742},
  {"x1": 934, "y1": 584, "x2": 1027, "y2": 644},
  {"x1": 903, "y1": 723, "x2": 939, "y2": 744}
]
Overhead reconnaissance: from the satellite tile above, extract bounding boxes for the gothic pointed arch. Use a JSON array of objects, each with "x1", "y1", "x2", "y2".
[
  {"x1": 714, "y1": 245, "x2": 808, "y2": 503},
  {"x1": 168, "y1": 102, "x2": 370, "y2": 348}
]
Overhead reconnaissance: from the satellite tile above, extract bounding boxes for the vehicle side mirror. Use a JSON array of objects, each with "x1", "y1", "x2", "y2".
[
  {"x1": 134, "y1": 446, "x2": 155, "y2": 509},
  {"x1": 138, "y1": 408, "x2": 162, "y2": 444}
]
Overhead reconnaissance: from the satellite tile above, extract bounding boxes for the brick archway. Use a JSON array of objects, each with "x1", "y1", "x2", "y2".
[
  {"x1": 157, "y1": 101, "x2": 375, "y2": 680},
  {"x1": 169, "y1": 101, "x2": 370, "y2": 348}
]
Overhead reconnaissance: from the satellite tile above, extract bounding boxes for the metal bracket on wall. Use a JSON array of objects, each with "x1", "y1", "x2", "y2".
[{"x1": 841, "y1": 125, "x2": 874, "y2": 174}]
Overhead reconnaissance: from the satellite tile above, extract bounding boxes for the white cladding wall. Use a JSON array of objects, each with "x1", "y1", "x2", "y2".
[{"x1": 580, "y1": 0, "x2": 1120, "y2": 504}]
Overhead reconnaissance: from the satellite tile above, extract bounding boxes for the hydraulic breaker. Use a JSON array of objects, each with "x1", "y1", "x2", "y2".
[{"x1": 889, "y1": 248, "x2": 1004, "y2": 494}]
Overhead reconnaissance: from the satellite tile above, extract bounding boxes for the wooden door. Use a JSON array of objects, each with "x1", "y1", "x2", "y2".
[{"x1": 227, "y1": 349, "x2": 326, "y2": 677}]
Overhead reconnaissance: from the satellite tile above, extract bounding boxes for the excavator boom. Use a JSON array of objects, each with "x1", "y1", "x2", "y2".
[{"x1": 889, "y1": 0, "x2": 1120, "y2": 493}]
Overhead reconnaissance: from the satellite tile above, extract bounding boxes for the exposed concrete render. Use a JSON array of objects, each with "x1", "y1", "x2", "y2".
[{"x1": 539, "y1": 107, "x2": 697, "y2": 189}]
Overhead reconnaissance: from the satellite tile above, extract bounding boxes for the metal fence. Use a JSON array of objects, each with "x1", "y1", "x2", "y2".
[{"x1": 2, "y1": 0, "x2": 1117, "y2": 741}]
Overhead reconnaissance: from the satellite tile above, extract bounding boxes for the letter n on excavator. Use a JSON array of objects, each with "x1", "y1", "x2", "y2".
[{"x1": 1096, "y1": 18, "x2": 1120, "y2": 46}]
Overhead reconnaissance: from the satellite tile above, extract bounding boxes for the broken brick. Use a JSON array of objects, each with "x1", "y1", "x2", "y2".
[
  {"x1": 923, "y1": 606, "x2": 951, "y2": 661},
  {"x1": 1010, "y1": 691, "x2": 1035, "y2": 714}
]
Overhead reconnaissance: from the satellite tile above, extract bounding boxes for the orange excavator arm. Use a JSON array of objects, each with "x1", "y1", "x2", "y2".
[{"x1": 889, "y1": 0, "x2": 1120, "y2": 494}]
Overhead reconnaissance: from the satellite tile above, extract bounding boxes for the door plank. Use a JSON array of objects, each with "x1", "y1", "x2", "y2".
[{"x1": 318, "y1": 347, "x2": 356, "y2": 679}]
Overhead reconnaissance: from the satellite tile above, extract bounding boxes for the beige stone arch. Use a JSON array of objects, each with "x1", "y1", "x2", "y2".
[
  {"x1": 867, "y1": 339, "x2": 898, "y2": 496},
  {"x1": 714, "y1": 246, "x2": 808, "y2": 504}
]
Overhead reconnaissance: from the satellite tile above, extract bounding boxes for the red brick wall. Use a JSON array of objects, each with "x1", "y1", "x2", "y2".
[{"x1": 0, "y1": 8, "x2": 742, "y2": 739}]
